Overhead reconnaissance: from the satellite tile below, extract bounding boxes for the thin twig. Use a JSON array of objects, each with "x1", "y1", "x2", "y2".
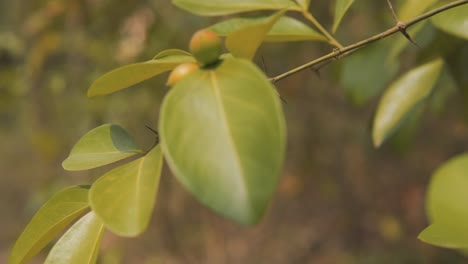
[
  {"x1": 270, "y1": 0, "x2": 468, "y2": 83},
  {"x1": 385, "y1": 0, "x2": 399, "y2": 23},
  {"x1": 301, "y1": 11, "x2": 344, "y2": 49}
]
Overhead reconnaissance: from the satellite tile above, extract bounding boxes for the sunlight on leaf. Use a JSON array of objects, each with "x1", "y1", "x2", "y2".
[
  {"x1": 62, "y1": 124, "x2": 142, "y2": 171},
  {"x1": 160, "y1": 57, "x2": 286, "y2": 225},
  {"x1": 89, "y1": 145, "x2": 163, "y2": 237},
  {"x1": 87, "y1": 49, "x2": 194, "y2": 97},
  {"x1": 332, "y1": 0, "x2": 354, "y2": 33},
  {"x1": 172, "y1": 0, "x2": 300, "y2": 16},
  {"x1": 372, "y1": 58, "x2": 444, "y2": 147},
  {"x1": 226, "y1": 11, "x2": 286, "y2": 60},
  {"x1": 8, "y1": 186, "x2": 89, "y2": 264},
  {"x1": 45, "y1": 211, "x2": 105, "y2": 264},
  {"x1": 210, "y1": 16, "x2": 326, "y2": 42}
]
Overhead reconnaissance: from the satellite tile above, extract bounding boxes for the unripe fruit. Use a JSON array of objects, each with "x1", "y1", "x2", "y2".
[
  {"x1": 166, "y1": 62, "x2": 199, "y2": 87},
  {"x1": 189, "y1": 29, "x2": 222, "y2": 66}
]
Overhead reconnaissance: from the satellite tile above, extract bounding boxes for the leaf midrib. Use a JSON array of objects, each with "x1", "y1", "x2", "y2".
[{"x1": 209, "y1": 71, "x2": 248, "y2": 202}]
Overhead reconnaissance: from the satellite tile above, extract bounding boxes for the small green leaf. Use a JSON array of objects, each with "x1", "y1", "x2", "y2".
[
  {"x1": 431, "y1": 4, "x2": 468, "y2": 40},
  {"x1": 87, "y1": 49, "x2": 194, "y2": 97},
  {"x1": 418, "y1": 154, "x2": 468, "y2": 248},
  {"x1": 172, "y1": 0, "x2": 300, "y2": 16},
  {"x1": 160, "y1": 57, "x2": 286, "y2": 225},
  {"x1": 332, "y1": 0, "x2": 354, "y2": 33},
  {"x1": 89, "y1": 145, "x2": 163, "y2": 237},
  {"x1": 372, "y1": 58, "x2": 444, "y2": 147},
  {"x1": 226, "y1": 11, "x2": 286, "y2": 60},
  {"x1": 62, "y1": 124, "x2": 142, "y2": 171},
  {"x1": 210, "y1": 16, "x2": 326, "y2": 42},
  {"x1": 45, "y1": 211, "x2": 105, "y2": 264},
  {"x1": 8, "y1": 186, "x2": 89, "y2": 264}
]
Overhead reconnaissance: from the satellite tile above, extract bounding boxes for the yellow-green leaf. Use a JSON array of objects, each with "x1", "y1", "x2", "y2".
[
  {"x1": 398, "y1": 0, "x2": 439, "y2": 21},
  {"x1": 160, "y1": 57, "x2": 286, "y2": 225},
  {"x1": 89, "y1": 145, "x2": 163, "y2": 237},
  {"x1": 62, "y1": 124, "x2": 142, "y2": 171},
  {"x1": 8, "y1": 186, "x2": 89, "y2": 264},
  {"x1": 45, "y1": 211, "x2": 105, "y2": 264},
  {"x1": 372, "y1": 58, "x2": 444, "y2": 147},
  {"x1": 87, "y1": 49, "x2": 194, "y2": 97},
  {"x1": 172, "y1": 0, "x2": 300, "y2": 16},
  {"x1": 210, "y1": 16, "x2": 326, "y2": 42},
  {"x1": 431, "y1": 4, "x2": 468, "y2": 40},
  {"x1": 418, "y1": 154, "x2": 468, "y2": 248},
  {"x1": 226, "y1": 11, "x2": 285, "y2": 60},
  {"x1": 332, "y1": 0, "x2": 354, "y2": 33}
]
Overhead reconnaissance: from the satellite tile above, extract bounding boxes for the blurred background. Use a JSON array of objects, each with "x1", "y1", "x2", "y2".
[{"x1": 1, "y1": 0, "x2": 468, "y2": 263}]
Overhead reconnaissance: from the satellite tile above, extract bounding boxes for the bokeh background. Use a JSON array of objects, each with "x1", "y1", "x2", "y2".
[{"x1": 1, "y1": 0, "x2": 468, "y2": 263}]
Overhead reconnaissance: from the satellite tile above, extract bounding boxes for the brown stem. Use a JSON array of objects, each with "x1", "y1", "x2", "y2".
[{"x1": 271, "y1": 0, "x2": 468, "y2": 83}]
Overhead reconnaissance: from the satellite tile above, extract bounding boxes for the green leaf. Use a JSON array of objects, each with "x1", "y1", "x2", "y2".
[
  {"x1": 172, "y1": 0, "x2": 300, "y2": 16},
  {"x1": 418, "y1": 154, "x2": 468, "y2": 248},
  {"x1": 419, "y1": 222, "x2": 468, "y2": 249},
  {"x1": 160, "y1": 57, "x2": 286, "y2": 225},
  {"x1": 62, "y1": 124, "x2": 142, "y2": 171},
  {"x1": 226, "y1": 11, "x2": 286, "y2": 60},
  {"x1": 45, "y1": 211, "x2": 105, "y2": 264},
  {"x1": 8, "y1": 186, "x2": 89, "y2": 264},
  {"x1": 431, "y1": 4, "x2": 468, "y2": 40},
  {"x1": 398, "y1": 0, "x2": 439, "y2": 21},
  {"x1": 87, "y1": 49, "x2": 194, "y2": 97},
  {"x1": 372, "y1": 58, "x2": 444, "y2": 147},
  {"x1": 89, "y1": 145, "x2": 163, "y2": 237},
  {"x1": 210, "y1": 16, "x2": 326, "y2": 42},
  {"x1": 340, "y1": 41, "x2": 398, "y2": 106},
  {"x1": 332, "y1": 0, "x2": 354, "y2": 33}
]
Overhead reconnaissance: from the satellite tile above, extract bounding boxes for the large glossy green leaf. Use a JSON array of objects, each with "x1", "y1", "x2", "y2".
[
  {"x1": 210, "y1": 16, "x2": 326, "y2": 42},
  {"x1": 418, "y1": 154, "x2": 468, "y2": 248},
  {"x1": 431, "y1": 4, "x2": 468, "y2": 40},
  {"x1": 372, "y1": 58, "x2": 443, "y2": 147},
  {"x1": 340, "y1": 42, "x2": 398, "y2": 106},
  {"x1": 8, "y1": 186, "x2": 89, "y2": 264},
  {"x1": 172, "y1": 0, "x2": 300, "y2": 16},
  {"x1": 62, "y1": 124, "x2": 142, "y2": 171},
  {"x1": 87, "y1": 49, "x2": 194, "y2": 97},
  {"x1": 160, "y1": 57, "x2": 286, "y2": 225},
  {"x1": 45, "y1": 211, "x2": 105, "y2": 264},
  {"x1": 332, "y1": 0, "x2": 354, "y2": 33},
  {"x1": 226, "y1": 11, "x2": 285, "y2": 60},
  {"x1": 89, "y1": 145, "x2": 163, "y2": 237}
]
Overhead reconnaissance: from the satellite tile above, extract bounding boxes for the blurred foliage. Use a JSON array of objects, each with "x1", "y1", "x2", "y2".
[{"x1": 1, "y1": 0, "x2": 468, "y2": 263}]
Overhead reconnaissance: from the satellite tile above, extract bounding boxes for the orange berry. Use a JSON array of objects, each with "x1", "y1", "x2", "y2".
[{"x1": 189, "y1": 29, "x2": 222, "y2": 66}]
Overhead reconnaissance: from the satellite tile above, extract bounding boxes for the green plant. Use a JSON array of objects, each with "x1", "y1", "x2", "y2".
[{"x1": 8, "y1": 0, "x2": 468, "y2": 263}]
